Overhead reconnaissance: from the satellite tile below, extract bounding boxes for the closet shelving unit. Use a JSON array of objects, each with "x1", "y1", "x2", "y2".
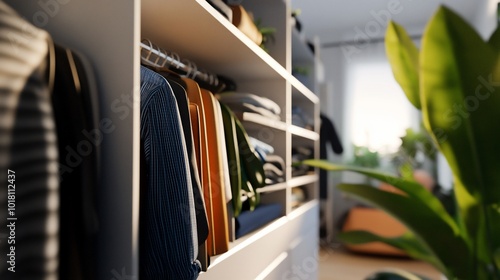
[{"x1": 7, "y1": 0, "x2": 320, "y2": 279}]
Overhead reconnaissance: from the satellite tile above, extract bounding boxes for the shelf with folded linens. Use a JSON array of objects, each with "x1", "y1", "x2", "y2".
[
  {"x1": 239, "y1": 112, "x2": 288, "y2": 131},
  {"x1": 217, "y1": 90, "x2": 287, "y2": 131}
]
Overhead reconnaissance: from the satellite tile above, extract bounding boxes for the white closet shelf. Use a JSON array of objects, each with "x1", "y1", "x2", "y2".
[
  {"x1": 198, "y1": 200, "x2": 318, "y2": 278},
  {"x1": 288, "y1": 174, "x2": 318, "y2": 188},
  {"x1": 239, "y1": 112, "x2": 288, "y2": 131},
  {"x1": 290, "y1": 125, "x2": 319, "y2": 141},
  {"x1": 291, "y1": 81, "x2": 319, "y2": 104},
  {"x1": 257, "y1": 182, "x2": 287, "y2": 193},
  {"x1": 141, "y1": 0, "x2": 290, "y2": 82}
]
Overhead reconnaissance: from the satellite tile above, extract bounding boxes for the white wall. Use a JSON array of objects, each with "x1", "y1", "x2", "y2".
[
  {"x1": 319, "y1": 44, "x2": 367, "y2": 241},
  {"x1": 473, "y1": 0, "x2": 498, "y2": 39}
]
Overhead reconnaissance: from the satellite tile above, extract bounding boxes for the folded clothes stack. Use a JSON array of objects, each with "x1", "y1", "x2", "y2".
[
  {"x1": 264, "y1": 155, "x2": 285, "y2": 185},
  {"x1": 235, "y1": 203, "x2": 282, "y2": 239},
  {"x1": 292, "y1": 106, "x2": 314, "y2": 129},
  {"x1": 249, "y1": 137, "x2": 285, "y2": 185},
  {"x1": 216, "y1": 92, "x2": 281, "y2": 120},
  {"x1": 291, "y1": 146, "x2": 314, "y2": 177}
]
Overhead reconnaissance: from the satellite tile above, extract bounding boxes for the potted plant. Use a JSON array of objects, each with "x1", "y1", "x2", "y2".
[{"x1": 303, "y1": 6, "x2": 500, "y2": 280}]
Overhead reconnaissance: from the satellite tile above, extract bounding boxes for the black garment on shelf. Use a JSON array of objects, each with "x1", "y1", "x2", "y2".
[
  {"x1": 0, "y1": 2, "x2": 59, "y2": 279},
  {"x1": 51, "y1": 44, "x2": 99, "y2": 280},
  {"x1": 319, "y1": 114, "x2": 343, "y2": 199}
]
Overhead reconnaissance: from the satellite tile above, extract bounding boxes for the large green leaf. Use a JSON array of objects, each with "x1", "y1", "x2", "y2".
[
  {"x1": 488, "y1": 27, "x2": 500, "y2": 105},
  {"x1": 488, "y1": 27, "x2": 500, "y2": 49},
  {"x1": 386, "y1": 21, "x2": 421, "y2": 109},
  {"x1": 337, "y1": 183, "x2": 470, "y2": 278},
  {"x1": 487, "y1": 204, "x2": 500, "y2": 269},
  {"x1": 420, "y1": 7, "x2": 500, "y2": 270},
  {"x1": 338, "y1": 230, "x2": 444, "y2": 271},
  {"x1": 420, "y1": 6, "x2": 500, "y2": 204},
  {"x1": 301, "y1": 159, "x2": 457, "y2": 232},
  {"x1": 495, "y1": 247, "x2": 500, "y2": 269}
]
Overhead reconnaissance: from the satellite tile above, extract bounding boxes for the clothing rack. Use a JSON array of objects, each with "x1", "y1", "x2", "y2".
[{"x1": 140, "y1": 39, "x2": 223, "y2": 89}]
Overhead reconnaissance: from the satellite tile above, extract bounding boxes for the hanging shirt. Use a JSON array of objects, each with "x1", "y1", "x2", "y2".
[
  {"x1": 319, "y1": 114, "x2": 343, "y2": 199},
  {"x1": 149, "y1": 68, "x2": 209, "y2": 246},
  {"x1": 139, "y1": 66, "x2": 200, "y2": 279},
  {"x1": 0, "y1": 2, "x2": 59, "y2": 279},
  {"x1": 51, "y1": 43, "x2": 100, "y2": 280}
]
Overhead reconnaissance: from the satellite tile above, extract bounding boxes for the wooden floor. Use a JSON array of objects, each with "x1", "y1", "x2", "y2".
[{"x1": 318, "y1": 244, "x2": 442, "y2": 280}]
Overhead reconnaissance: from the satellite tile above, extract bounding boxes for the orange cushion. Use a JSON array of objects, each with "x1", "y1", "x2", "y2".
[{"x1": 342, "y1": 207, "x2": 407, "y2": 256}]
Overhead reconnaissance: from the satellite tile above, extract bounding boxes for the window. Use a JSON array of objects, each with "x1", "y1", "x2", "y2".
[{"x1": 346, "y1": 60, "x2": 418, "y2": 155}]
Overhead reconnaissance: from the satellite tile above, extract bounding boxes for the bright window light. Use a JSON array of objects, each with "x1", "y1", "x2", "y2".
[{"x1": 347, "y1": 61, "x2": 417, "y2": 155}]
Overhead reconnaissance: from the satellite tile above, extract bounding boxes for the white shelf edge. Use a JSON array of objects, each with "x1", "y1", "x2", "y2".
[
  {"x1": 207, "y1": 1, "x2": 286, "y2": 65},
  {"x1": 255, "y1": 251, "x2": 288, "y2": 280},
  {"x1": 240, "y1": 112, "x2": 287, "y2": 131},
  {"x1": 288, "y1": 173, "x2": 318, "y2": 188},
  {"x1": 290, "y1": 125, "x2": 319, "y2": 141},
  {"x1": 291, "y1": 77, "x2": 320, "y2": 103},
  {"x1": 195, "y1": 0, "x2": 292, "y2": 80},
  {"x1": 288, "y1": 199, "x2": 319, "y2": 220},
  {"x1": 204, "y1": 215, "x2": 289, "y2": 269},
  {"x1": 258, "y1": 182, "x2": 287, "y2": 193},
  {"x1": 203, "y1": 200, "x2": 318, "y2": 272}
]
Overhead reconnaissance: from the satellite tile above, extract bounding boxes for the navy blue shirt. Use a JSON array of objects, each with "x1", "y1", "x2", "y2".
[{"x1": 139, "y1": 66, "x2": 200, "y2": 279}]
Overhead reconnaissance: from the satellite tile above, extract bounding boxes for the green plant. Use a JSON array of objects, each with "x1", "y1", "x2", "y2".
[
  {"x1": 292, "y1": 66, "x2": 310, "y2": 76},
  {"x1": 303, "y1": 6, "x2": 500, "y2": 280},
  {"x1": 392, "y1": 127, "x2": 437, "y2": 177},
  {"x1": 255, "y1": 18, "x2": 276, "y2": 52},
  {"x1": 351, "y1": 145, "x2": 380, "y2": 169}
]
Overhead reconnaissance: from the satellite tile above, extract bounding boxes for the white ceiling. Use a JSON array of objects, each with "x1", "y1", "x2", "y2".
[{"x1": 290, "y1": 0, "x2": 483, "y2": 44}]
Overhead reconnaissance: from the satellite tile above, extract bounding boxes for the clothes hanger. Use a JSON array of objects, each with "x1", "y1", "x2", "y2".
[{"x1": 140, "y1": 39, "x2": 227, "y2": 92}]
